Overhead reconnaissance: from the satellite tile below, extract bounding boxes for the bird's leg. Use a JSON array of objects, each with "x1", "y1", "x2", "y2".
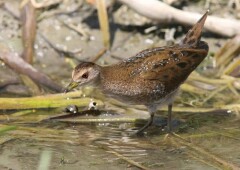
[
  {"x1": 167, "y1": 104, "x2": 172, "y2": 132},
  {"x1": 136, "y1": 112, "x2": 154, "y2": 135}
]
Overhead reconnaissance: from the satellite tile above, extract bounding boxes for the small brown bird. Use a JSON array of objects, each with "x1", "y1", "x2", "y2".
[{"x1": 65, "y1": 11, "x2": 209, "y2": 134}]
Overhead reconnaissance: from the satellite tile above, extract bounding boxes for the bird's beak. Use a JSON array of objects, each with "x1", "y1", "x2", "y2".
[{"x1": 64, "y1": 81, "x2": 79, "y2": 93}]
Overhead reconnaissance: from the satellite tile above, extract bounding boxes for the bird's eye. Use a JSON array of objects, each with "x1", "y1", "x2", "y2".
[{"x1": 81, "y1": 73, "x2": 88, "y2": 79}]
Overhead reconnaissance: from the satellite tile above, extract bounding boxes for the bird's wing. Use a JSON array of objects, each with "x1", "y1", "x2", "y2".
[{"x1": 138, "y1": 46, "x2": 208, "y2": 84}]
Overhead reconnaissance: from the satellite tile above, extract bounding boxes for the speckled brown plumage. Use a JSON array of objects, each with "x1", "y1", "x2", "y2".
[
  {"x1": 65, "y1": 11, "x2": 209, "y2": 134},
  {"x1": 101, "y1": 41, "x2": 208, "y2": 105}
]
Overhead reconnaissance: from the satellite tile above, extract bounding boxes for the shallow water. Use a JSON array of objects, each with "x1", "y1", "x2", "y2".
[
  {"x1": 0, "y1": 1, "x2": 240, "y2": 169},
  {"x1": 0, "y1": 107, "x2": 240, "y2": 170}
]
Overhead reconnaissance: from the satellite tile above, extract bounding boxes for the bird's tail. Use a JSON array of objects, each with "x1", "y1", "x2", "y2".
[{"x1": 181, "y1": 10, "x2": 209, "y2": 47}]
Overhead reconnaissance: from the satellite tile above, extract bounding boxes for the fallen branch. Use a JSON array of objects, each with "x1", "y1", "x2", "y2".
[
  {"x1": 118, "y1": 0, "x2": 240, "y2": 37},
  {"x1": 0, "y1": 79, "x2": 20, "y2": 89},
  {"x1": 0, "y1": 43, "x2": 62, "y2": 92}
]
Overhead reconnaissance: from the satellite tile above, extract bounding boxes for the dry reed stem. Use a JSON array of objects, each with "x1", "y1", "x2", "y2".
[
  {"x1": 170, "y1": 133, "x2": 240, "y2": 170},
  {"x1": 96, "y1": 0, "x2": 110, "y2": 48},
  {"x1": 108, "y1": 149, "x2": 151, "y2": 170}
]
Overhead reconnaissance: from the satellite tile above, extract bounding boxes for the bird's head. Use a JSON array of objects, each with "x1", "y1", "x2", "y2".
[{"x1": 64, "y1": 62, "x2": 100, "y2": 93}]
